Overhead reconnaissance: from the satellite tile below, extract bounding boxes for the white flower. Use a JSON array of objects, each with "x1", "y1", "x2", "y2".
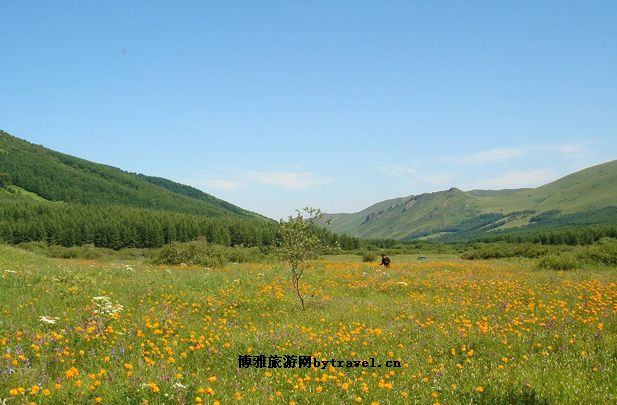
[
  {"x1": 92, "y1": 296, "x2": 124, "y2": 317},
  {"x1": 39, "y1": 315, "x2": 59, "y2": 324},
  {"x1": 173, "y1": 382, "x2": 186, "y2": 389}
]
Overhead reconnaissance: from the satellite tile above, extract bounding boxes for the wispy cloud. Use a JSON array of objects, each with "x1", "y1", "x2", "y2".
[
  {"x1": 456, "y1": 146, "x2": 527, "y2": 164},
  {"x1": 377, "y1": 163, "x2": 453, "y2": 186},
  {"x1": 201, "y1": 179, "x2": 242, "y2": 191},
  {"x1": 186, "y1": 169, "x2": 329, "y2": 192},
  {"x1": 444, "y1": 141, "x2": 592, "y2": 165},
  {"x1": 472, "y1": 169, "x2": 555, "y2": 189},
  {"x1": 420, "y1": 172, "x2": 454, "y2": 186},
  {"x1": 247, "y1": 171, "x2": 329, "y2": 191},
  {"x1": 377, "y1": 163, "x2": 418, "y2": 176},
  {"x1": 552, "y1": 143, "x2": 590, "y2": 157}
]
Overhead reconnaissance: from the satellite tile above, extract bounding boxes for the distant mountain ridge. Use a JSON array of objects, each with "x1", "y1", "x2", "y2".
[{"x1": 323, "y1": 160, "x2": 617, "y2": 240}]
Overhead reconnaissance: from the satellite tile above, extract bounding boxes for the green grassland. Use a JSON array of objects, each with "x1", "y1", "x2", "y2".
[{"x1": 1, "y1": 245, "x2": 615, "y2": 404}]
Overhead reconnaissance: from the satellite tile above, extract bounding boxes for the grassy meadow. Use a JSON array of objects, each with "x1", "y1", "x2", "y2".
[{"x1": 1, "y1": 245, "x2": 616, "y2": 404}]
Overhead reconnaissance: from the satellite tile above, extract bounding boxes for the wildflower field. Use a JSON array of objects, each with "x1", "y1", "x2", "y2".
[{"x1": 1, "y1": 245, "x2": 616, "y2": 404}]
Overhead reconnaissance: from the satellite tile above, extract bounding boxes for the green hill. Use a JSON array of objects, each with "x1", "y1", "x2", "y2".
[
  {"x1": 0, "y1": 130, "x2": 276, "y2": 248},
  {"x1": 0, "y1": 130, "x2": 259, "y2": 217},
  {"x1": 323, "y1": 160, "x2": 617, "y2": 240}
]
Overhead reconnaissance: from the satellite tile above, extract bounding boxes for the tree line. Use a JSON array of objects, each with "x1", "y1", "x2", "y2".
[
  {"x1": 480, "y1": 225, "x2": 617, "y2": 245},
  {"x1": 0, "y1": 195, "x2": 391, "y2": 251},
  {"x1": 0, "y1": 197, "x2": 278, "y2": 249}
]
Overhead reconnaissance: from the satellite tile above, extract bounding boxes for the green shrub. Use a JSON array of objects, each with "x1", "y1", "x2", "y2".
[
  {"x1": 536, "y1": 253, "x2": 579, "y2": 270},
  {"x1": 515, "y1": 243, "x2": 551, "y2": 258},
  {"x1": 149, "y1": 240, "x2": 264, "y2": 267},
  {"x1": 461, "y1": 243, "x2": 515, "y2": 259},
  {"x1": 360, "y1": 251, "x2": 377, "y2": 262},
  {"x1": 17, "y1": 242, "x2": 144, "y2": 260},
  {"x1": 462, "y1": 243, "x2": 553, "y2": 260},
  {"x1": 16, "y1": 241, "x2": 48, "y2": 255},
  {"x1": 48, "y1": 244, "x2": 106, "y2": 259},
  {"x1": 577, "y1": 238, "x2": 617, "y2": 266}
]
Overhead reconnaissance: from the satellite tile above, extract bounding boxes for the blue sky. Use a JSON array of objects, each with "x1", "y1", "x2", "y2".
[{"x1": 1, "y1": 1, "x2": 616, "y2": 219}]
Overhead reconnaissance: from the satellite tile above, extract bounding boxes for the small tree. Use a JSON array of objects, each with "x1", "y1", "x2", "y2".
[
  {"x1": 279, "y1": 207, "x2": 329, "y2": 309},
  {"x1": 0, "y1": 173, "x2": 11, "y2": 189}
]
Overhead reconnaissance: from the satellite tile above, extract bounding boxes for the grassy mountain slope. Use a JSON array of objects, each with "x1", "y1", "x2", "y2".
[
  {"x1": 471, "y1": 160, "x2": 617, "y2": 215},
  {"x1": 324, "y1": 160, "x2": 617, "y2": 240},
  {"x1": 526, "y1": 159, "x2": 617, "y2": 213},
  {"x1": 327, "y1": 188, "x2": 482, "y2": 239},
  {"x1": 0, "y1": 130, "x2": 257, "y2": 218}
]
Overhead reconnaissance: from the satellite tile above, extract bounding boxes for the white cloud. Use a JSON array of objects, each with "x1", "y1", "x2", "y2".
[
  {"x1": 472, "y1": 169, "x2": 555, "y2": 189},
  {"x1": 420, "y1": 172, "x2": 453, "y2": 186},
  {"x1": 201, "y1": 179, "x2": 242, "y2": 191},
  {"x1": 456, "y1": 146, "x2": 527, "y2": 164},
  {"x1": 185, "y1": 169, "x2": 329, "y2": 193},
  {"x1": 377, "y1": 163, "x2": 453, "y2": 187},
  {"x1": 377, "y1": 163, "x2": 417, "y2": 176},
  {"x1": 247, "y1": 171, "x2": 329, "y2": 191},
  {"x1": 552, "y1": 143, "x2": 590, "y2": 158},
  {"x1": 445, "y1": 141, "x2": 592, "y2": 165}
]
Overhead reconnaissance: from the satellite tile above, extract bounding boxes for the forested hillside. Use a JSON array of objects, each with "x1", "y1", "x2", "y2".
[
  {"x1": 0, "y1": 131, "x2": 257, "y2": 217},
  {"x1": 0, "y1": 131, "x2": 274, "y2": 248}
]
